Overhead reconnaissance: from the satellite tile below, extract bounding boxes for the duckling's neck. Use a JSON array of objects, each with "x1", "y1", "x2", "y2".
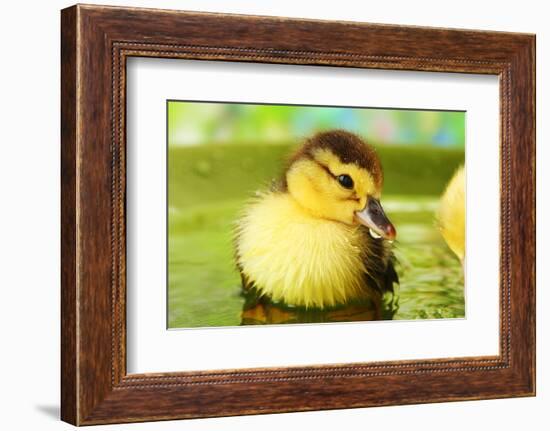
[{"x1": 236, "y1": 192, "x2": 375, "y2": 309}]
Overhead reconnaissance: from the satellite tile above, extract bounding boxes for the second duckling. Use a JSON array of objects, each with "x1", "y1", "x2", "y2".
[{"x1": 438, "y1": 166, "x2": 465, "y2": 264}]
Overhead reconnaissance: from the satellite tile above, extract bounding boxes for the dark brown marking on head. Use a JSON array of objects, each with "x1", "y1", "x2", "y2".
[
  {"x1": 313, "y1": 160, "x2": 337, "y2": 179},
  {"x1": 283, "y1": 130, "x2": 384, "y2": 191}
]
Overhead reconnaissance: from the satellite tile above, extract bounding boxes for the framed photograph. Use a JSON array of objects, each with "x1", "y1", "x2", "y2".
[{"x1": 61, "y1": 4, "x2": 535, "y2": 425}]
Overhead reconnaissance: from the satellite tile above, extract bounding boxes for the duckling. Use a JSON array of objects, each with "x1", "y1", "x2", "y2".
[
  {"x1": 437, "y1": 166, "x2": 465, "y2": 263},
  {"x1": 234, "y1": 130, "x2": 398, "y2": 314}
]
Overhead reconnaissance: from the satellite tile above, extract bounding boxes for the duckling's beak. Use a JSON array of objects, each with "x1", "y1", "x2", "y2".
[{"x1": 355, "y1": 196, "x2": 396, "y2": 241}]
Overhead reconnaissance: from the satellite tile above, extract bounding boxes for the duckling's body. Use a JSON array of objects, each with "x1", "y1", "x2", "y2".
[
  {"x1": 235, "y1": 130, "x2": 398, "y2": 311},
  {"x1": 236, "y1": 190, "x2": 395, "y2": 308},
  {"x1": 438, "y1": 166, "x2": 465, "y2": 263}
]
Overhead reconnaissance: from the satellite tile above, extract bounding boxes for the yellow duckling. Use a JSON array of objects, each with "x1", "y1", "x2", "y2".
[
  {"x1": 437, "y1": 166, "x2": 465, "y2": 263},
  {"x1": 234, "y1": 130, "x2": 398, "y2": 312}
]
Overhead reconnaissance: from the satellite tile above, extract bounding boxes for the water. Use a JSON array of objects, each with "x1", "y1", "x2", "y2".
[{"x1": 167, "y1": 195, "x2": 465, "y2": 328}]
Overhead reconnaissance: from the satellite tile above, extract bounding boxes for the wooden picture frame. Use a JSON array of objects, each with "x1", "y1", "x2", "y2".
[{"x1": 61, "y1": 4, "x2": 535, "y2": 425}]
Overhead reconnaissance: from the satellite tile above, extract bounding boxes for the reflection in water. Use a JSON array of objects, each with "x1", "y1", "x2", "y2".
[
  {"x1": 240, "y1": 289, "x2": 397, "y2": 325},
  {"x1": 241, "y1": 302, "x2": 379, "y2": 325}
]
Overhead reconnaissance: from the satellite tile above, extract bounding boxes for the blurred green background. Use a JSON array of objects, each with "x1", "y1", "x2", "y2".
[{"x1": 168, "y1": 101, "x2": 465, "y2": 328}]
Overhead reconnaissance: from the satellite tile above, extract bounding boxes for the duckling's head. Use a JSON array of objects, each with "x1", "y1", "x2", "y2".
[{"x1": 284, "y1": 130, "x2": 396, "y2": 240}]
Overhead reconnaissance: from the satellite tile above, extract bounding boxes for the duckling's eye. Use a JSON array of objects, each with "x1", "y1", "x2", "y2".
[{"x1": 337, "y1": 174, "x2": 354, "y2": 189}]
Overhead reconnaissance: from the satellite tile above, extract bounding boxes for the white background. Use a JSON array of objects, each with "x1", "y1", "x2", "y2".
[
  {"x1": 127, "y1": 59, "x2": 500, "y2": 373},
  {"x1": 0, "y1": 0, "x2": 546, "y2": 430}
]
